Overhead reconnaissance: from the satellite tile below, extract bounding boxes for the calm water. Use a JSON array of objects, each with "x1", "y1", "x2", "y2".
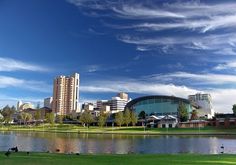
[{"x1": 0, "y1": 131, "x2": 236, "y2": 154}]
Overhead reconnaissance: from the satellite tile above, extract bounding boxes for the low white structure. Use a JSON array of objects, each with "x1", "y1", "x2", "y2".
[{"x1": 158, "y1": 115, "x2": 178, "y2": 128}]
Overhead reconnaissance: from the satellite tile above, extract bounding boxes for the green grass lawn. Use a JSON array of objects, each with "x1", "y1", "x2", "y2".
[
  {"x1": 0, "y1": 152, "x2": 236, "y2": 165},
  {"x1": 1, "y1": 124, "x2": 236, "y2": 135}
]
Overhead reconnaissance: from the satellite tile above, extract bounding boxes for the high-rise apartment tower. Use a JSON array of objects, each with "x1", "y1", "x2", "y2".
[{"x1": 52, "y1": 73, "x2": 80, "y2": 115}]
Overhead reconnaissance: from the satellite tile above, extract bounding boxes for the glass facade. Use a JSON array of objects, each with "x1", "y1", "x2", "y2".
[{"x1": 126, "y1": 96, "x2": 192, "y2": 116}]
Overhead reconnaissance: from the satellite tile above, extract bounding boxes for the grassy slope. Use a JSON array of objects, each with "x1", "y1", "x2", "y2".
[
  {"x1": 1, "y1": 124, "x2": 236, "y2": 135},
  {"x1": 0, "y1": 152, "x2": 236, "y2": 165}
]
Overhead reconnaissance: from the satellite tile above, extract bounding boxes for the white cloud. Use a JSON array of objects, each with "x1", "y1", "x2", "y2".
[
  {"x1": 0, "y1": 57, "x2": 49, "y2": 72},
  {"x1": 0, "y1": 75, "x2": 51, "y2": 93},
  {"x1": 214, "y1": 61, "x2": 236, "y2": 70},
  {"x1": 0, "y1": 94, "x2": 43, "y2": 108}
]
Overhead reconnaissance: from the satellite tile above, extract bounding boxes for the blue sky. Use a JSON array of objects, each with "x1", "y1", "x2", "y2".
[{"x1": 1, "y1": 0, "x2": 236, "y2": 113}]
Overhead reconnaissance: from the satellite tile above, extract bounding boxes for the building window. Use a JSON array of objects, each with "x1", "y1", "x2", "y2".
[{"x1": 169, "y1": 124, "x2": 172, "y2": 128}]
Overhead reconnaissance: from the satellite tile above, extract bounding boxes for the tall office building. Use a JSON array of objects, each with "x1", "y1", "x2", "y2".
[
  {"x1": 44, "y1": 97, "x2": 53, "y2": 109},
  {"x1": 188, "y1": 93, "x2": 214, "y2": 119},
  {"x1": 52, "y1": 73, "x2": 80, "y2": 115}
]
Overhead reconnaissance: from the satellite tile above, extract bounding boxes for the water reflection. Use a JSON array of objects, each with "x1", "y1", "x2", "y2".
[{"x1": 1, "y1": 131, "x2": 236, "y2": 154}]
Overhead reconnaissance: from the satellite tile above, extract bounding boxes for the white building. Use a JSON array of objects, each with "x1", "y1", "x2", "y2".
[
  {"x1": 110, "y1": 96, "x2": 128, "y2": 113},
  {"x1": 188, "y1": 93, "x2": 215, "y2": 119},
  {"x1": 44, "y1": 97, "x2": 53, "y2": 109}
]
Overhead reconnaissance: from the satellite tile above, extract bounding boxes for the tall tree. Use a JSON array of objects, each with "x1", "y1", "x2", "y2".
[
  {"x1": 190, "y1": 110, "x2": 198, "y2": 120},
  {"x1": 46, "y1": 112, "x2": 55, "y2": 125},
  {"x1": 115, "y1": 111, "x2": 124, "y2": 127},
  {"x1": 79, "y1": 110, "x2": 94, "y2": 127},
  {"x1": 1, "y1": 105, "x2": 15, "y2": 124},
  {"x1": 138, "y1": 111, "x2": 146, "y2": 119},
  {"x1": 123, "y1": 109, "x2": 131, "y2": 127},
  {"x1": 178, "y1": 102, "x2": 188, "y2": 122},
  {"x1": 232, "y1": 104, "x2": 236, "y2": 115},
  {"x1": 130, "y1": 111, "x2": 138, "y2": 126},
  {"x1": 98, "y1": 110, "x2": 108, "y2": 127}
]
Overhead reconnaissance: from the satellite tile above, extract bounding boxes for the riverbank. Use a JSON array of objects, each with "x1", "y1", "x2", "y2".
[
  {"x1": 0, "y1": 152, "x2": 235, "y2": 165},
  {"x1": 1, "y1": 124, "x2": 236, "y2": 135}
]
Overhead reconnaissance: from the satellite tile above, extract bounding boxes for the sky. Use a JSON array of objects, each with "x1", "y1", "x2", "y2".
[{"x1": 0, "y1": 0, "x2": 236, "y2": 113}]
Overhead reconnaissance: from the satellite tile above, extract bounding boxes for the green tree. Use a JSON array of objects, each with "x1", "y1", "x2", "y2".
[
  {"x1": 98, "y1": 110, "x2": 108, "y2": 127},
  {"x1": 115, "y1": 111, "x2": 124, "y2": 127},
  {"x1": 56, "y1": 115, "x2": 64, "y2": 124},
  {"x1": 123, "y1": 109, "x2": 131, "y2": 127},
  {"x1": 79, "y1": 110, "x2": 94, "y2": 127},
  {"x1": 20, "y1": 112, "x2": 32, "y2": 125},
  {"x1": 1, "y1": 105, "x2": 15, "y2": 124},
  {"x1": 178, "y1": 102, "x2": 188, "y2": 122},
  {"x1": 34, "y1": 111, "x2": 41, "y2": 120},
  {"x1": 11, "y1": 106, "x2": 16, "y2": 111},
  {"x1": 232, "y1": 104, "x2": 236, "y2": 115},
  {"x1": 130, "y1": 111, "x2": 138, "y2": 126},
  {"x1": 46, "y1": 112, "x2": 55, "y2": 125},
  {"x1": 138, "y1": 111, "x2": 146, "y2": 119},
  {"x1": 190, "y1": 110, "x2": 198, "y2": 120}
]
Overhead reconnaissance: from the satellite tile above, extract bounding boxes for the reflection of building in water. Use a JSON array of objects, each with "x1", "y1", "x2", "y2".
[
  {"x1": 208, "y1": 137, "x2": 220, "y2": 154},
  {"x1": 49, "y1": 135, "x2": 78, "y2": 153}
]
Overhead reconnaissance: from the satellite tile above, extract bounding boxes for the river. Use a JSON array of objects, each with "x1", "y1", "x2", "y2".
[{"x1": 0, "y1": 131, "x2": 236, "y2": 154}]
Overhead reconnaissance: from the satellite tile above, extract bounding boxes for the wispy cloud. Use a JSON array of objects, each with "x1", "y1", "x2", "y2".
[
  {"x1": 0, "y1": 57, "x2": 50, "y2": 72},
  {"x1": 117, "y1": 33, "x2": 236, "y2": 55},
  {"x1": 146, "y1": 72, "x2": 236, "y2": 85},
  {"x1": 0, "y1": 75, "x2": 51, "y2": 93},
  {"x1": 68, "y1": 0, "x2": 236, "y2": 55}
]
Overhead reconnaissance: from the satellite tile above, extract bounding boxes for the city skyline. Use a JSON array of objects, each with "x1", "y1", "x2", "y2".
[{"x1": 1, "y1": 0, "x2": 236, "y2": 113}]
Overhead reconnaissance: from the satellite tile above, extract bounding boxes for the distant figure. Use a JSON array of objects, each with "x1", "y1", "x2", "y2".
[
  {"x1": 10, "y1": 146, "x2": 18, "y2": 152},
  {"x1": 221, "y1": 144, "x2": 224, "y2": 149},
  {"x1": 56, "y1": 149, "x2": 60, "y2": 152},
  {"x1": 26, "y1": 152, "x2": 30, "y2": 155},
  {"x1": 5, "y1": 150, "x2": 11, "y2": 157},
  {"x1": 76, "y1": 153, "x2": 80, "y2": 156}
]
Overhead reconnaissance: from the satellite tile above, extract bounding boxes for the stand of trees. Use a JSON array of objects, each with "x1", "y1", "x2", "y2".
[{"x1": 115, "y1": 109, "x2": 137, "y2": 127}]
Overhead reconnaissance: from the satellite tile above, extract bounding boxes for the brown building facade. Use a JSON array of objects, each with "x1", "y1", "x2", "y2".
[{"x1": 52, "y1": 73, "x2": 80, "y2": 115}]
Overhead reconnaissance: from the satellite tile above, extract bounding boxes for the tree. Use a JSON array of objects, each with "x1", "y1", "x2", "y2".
[
  {"x1": 79, "y1": 110, "x2": 94, "y2": 127},
  {"x1": 130, "y1": 111, "x2": 138, "y2": 126},
  {"x1": 34, "y1": 111, "x2": 41, "y2": 120},
  {"x1": 98, "y1": 110, "x2": 108, "y2": 127},
  {"x1": 115, "y1": 111, "x2": 124, "y2": 127},
  {"x1": 178, "y1": 102, "x2": 188, "y2": 122},
  {"x1": 138, "y1": 111, "x2": 146, "y2": 119},
  {"x1": 56, "y1": 115, "x2": 64, "y2": 124},
  {"x1": 190, "y1": 110, "x2": 198, "y2": 120},
  {"x1": 232, "y1": 104, "x2": 236, "y2": 115},
  {"x1": 46, "y1": 112, "x2": 55, "y2": 125},
  {"x1": 123, "y1": 109, "x2": 131, "y2": 127},
  {"x1": 1, "y1": 105, "x2": 15, "y2": 124},
  {"x1": 20, "y1": 112, "x2": 32, "y2": 125}
]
